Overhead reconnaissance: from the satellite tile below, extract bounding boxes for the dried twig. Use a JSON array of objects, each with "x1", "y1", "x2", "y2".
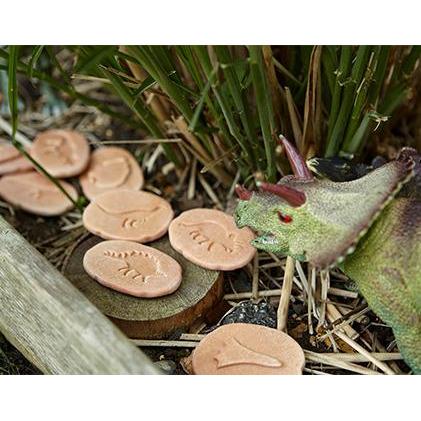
[
  {"x1": 251, "y1": 253, "x2": 259, "y2": 300},
  {"x1": 132, "y1": 339, "x2": 198, "y2": 348},
  {"x1": 334, "y1": 331, "x2": 396, "y2": 375},
  {"x1": 277, "y1": 256, "x2": 295, "y2": 331}
]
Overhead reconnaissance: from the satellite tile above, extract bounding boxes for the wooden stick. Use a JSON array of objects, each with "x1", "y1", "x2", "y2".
[
  {"x1": 320, "y1": 306, "x2": 369, "y2": 341},
  {"x1": 334, "y1": 331, "x2": 396, "y2": 375},
  {"x1": 187, "y1": 157, "x2": 197, "y2": 200},
  {"x1": 224, "y1": 289, "x2": 282, "y2": 300},
  {"x1": 0, "y1": 217, "x2": 159, "y2": 375},
  {"x1": 311, "y1": 268, "x2": 318, "y2": 318},
  {"x1": 326, "y1": 303, "x2": 358, "y2": 339},
  {"x1": 318, "y1": 269, "x2": 329, "y2": 327},
  {"x1": 0, "y1": 115, "x2": 32, "y2": 147},
  {"x1": 180, "y1": 333, "x2": 206, "y2": 341},
  {"x1": 277, "y1": 256, "x2": 295, "y2": 331},
  {"x1": 132, "y1": 339, "x2": 198, "y2": 348},
  {"x1": 328, "y1": 287, "x2": 359, "y2": 299},
  {"x1": 316, "y1": 352, "x2": 403, "y2": 362},
  {"x1": 304, "y1": 351, "x2": 382, "y2": 375},
  {"x1": 251, "y1": 253, "x2": 259, "y2": 300},
  {"x1": 198, "y1": 173, "x2": 223, "y2": 209}
]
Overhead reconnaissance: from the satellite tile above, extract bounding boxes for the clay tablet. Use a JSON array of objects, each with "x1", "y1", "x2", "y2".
[
  {"x1": 192, "y1": 323, "x2": 305, "y2": 375},
  {"x1": 80, "y1": 146, "x2": 144, "y2": 200},
  {"x1": 83, "y1": 240, "x2": 182, "y2": 298},
  {"x1": 168, "y1": 208, "x2": 255, "y2": 270},
  {"x1": 0, "y1": 171, "x2": 78, "y2": 216},
  {"x1": 31, "y1": 129, "x2": 90, "y2": 178},
  {"x1": 83, "y1": 189, "x2": 174, "y2": 242},
  {"x1": 0, "y1": 143, "x2": 33, "y2": 175}
]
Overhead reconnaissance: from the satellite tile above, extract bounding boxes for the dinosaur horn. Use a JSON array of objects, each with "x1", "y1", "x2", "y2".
[
  {"x1": 256, "y1": 181, "x2": 306, "y2": 207},
  {"x1": 235, "y1": 184, "x2": 252, "y2": 200},
  {"x1": 278, "y1": 135, "x2": 313, "y2": 180}
]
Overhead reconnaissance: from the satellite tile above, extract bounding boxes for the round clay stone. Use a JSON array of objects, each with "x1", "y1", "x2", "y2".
[
  {"x1": 0, "y1": 171, "x2": 78, "y2": 216},
  {"x1": 79, "y1": 146, "x2": 144, "y2": 200},
  {"x1": 0, "y1": 143, "x2": 32, "y2": 175},
  {"x1": 192, "y1": 323, "x2": 305, "y2": 375},
  {"x1": 83, "y1": 189, "x2": 174, "y2": 242},
  {"x1": 63, "y1": 235, "x2": 223, "y2": 339},
  {"x1": 83, "y1": 240, "x2": 182, "y2": 298},
  {"x1": 168, "y1": 208, "x2": 256, "y2": 270},
  {"x1": 31, "y1": 129, "x2": 90, "y2": 178}
]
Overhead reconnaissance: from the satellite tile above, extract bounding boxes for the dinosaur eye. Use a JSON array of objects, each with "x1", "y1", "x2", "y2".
[{"x1": 278, "y1": 211, "x2": 292, "y2": 223}]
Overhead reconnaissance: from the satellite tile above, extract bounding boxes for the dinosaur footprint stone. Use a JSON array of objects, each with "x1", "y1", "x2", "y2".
[
  {"x1": 83, "y1": 189, "x2": 174, "y2": 242},
  {"x1": 0, "y1": 171, "x2": 78, "y2": 216},
  {"x1": 191, "y1": 323, "x2": 305, "y2": 375},
  {"x1": 168, "y1": 208, "x2": 255, "y2": 270},
  {"x1": 80, "y1": 146, "x2": 144, "y2": 200},
  {"x1": 83, "y1": 240, "x2": 182, "y2": 298},
  {"x1": 0, "y1": 142, "x2": 33, "y2": 175},
  {"x1": 31, "y1": 129, "x2": 90, "y2": 178}
]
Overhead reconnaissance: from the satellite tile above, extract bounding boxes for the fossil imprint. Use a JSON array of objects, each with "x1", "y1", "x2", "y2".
[
  {"x1": 179, "y1": 221, "x2": 245, "y2": 253},
  {"x1": 104, "y1": 249, "x2": 165, "y2": 283}
]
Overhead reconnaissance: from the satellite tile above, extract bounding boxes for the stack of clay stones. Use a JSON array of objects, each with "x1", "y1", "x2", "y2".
[{"x1": 0, "y1": 130, "x2": 256, "y2": 298}]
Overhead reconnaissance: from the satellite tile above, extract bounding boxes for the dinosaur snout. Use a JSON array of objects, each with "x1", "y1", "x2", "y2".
[{"x1": 234, "y1": 201, "x2": 250, "y2": 229}]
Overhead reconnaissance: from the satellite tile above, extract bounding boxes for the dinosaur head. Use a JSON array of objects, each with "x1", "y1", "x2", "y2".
[{"x1": 234, "y1": 136, "x2": 415, "y2": 268}]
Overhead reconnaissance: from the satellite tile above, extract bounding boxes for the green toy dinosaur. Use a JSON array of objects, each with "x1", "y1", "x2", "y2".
[{"x1": 234, "y1": 136, "x2": 421, "y2": 373}]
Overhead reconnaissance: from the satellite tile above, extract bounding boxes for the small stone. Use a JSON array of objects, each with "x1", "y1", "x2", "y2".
[
  {"x1": 0, "y1": 171, "x2": 77, "y2": 216},
  {"x1": 191, "y1": 323, "x2": 305, "y2": 375},
  {"x1": 220, "y1": 300, "x2": 277, "y2": 328},
  {"x1": 83, "y1": 240, "x2": 182, "y2": 298},
  {"x1": 0, "y1": 143, "x2": 33, "y2": 175},
  {"x1": 80, "y1": 146, "x2": 144, "y2": 200},
  {"x1": 83, "y1": 189, "x2": 174, "y2": 242},
  {"x1": 168, "y1": 208, "x2": 256, "y2": 271},
  {"x1": 31, "y1": 129, "x2": 90, "y2": 178}
]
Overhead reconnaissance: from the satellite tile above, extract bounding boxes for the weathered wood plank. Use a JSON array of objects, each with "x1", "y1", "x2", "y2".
[{"x1": 0, "y1": 216, "x2": 160, "y2": 374}]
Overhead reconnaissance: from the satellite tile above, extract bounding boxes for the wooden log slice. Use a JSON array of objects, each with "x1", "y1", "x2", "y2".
[{"x1": 64, "y1": 235, "x2": 223, "y2": 339}]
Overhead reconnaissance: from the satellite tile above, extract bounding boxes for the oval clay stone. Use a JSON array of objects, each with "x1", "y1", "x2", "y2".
[
  {"x1": 0, "y1": 143, "x2": 33, "y2": 175},
  {"x1": 168, "y1": 208, "x2": 256, "y2": 270},
  {"x1": 0, "y1": 142, "x2": 20, "y2": 162},
  {"x1": 192, "y1": 323, "x2": 305, "y2": 375},
  {"x1": 83, "y1": 240, "x2": 182, "y2": 298},
  {"x1": 31, "y1": 129, "x2": 90, "y2": 178},
  {"x1": 80, "y1": 146, "x2": 144, "y2": 200},
  {"x1": 83, "y1": 189, "x2": 174, "y2": 242},
  {"x1": 0, "y1": 171, "x2": 78, "y2": 216}
]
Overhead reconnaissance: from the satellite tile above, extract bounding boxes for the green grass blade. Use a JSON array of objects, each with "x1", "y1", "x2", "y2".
[
  {"x1": 76, "y1": 46, "x2": 117, "y2": 73},
  {"x1": 248, "y1": 45, "x2": 276, "y2": 181},
  {"x1": 325, "y1": 46, "x2": 371, "y2": 157},
  {"x1": 7, "y1": 46, "x2": 19, "y2": 136},
  {"x1": 7, "y1": 46, "x2": 81, "y2": 210},
  {"x1": 28, "y1": 46, "x2": 45, "y2": 79}
]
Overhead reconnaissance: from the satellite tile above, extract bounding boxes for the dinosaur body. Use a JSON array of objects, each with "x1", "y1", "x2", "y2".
[
  {"x1": 234, "y1": 137, "x2": 421, "y2": 373},
  {"x1": 342, "y1": 196, "x2": 421, "y2": 372}
]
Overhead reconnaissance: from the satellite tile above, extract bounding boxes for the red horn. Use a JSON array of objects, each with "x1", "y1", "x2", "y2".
[
  {"x1": 256, "y1": 181, "x2": 306, "y2": 207},
  {"x1": 235, "y1": 184, "x2": 252, "y2": 200},
  {"x1": 278, "y1": 135, "x2": 313, "y2": 180}
]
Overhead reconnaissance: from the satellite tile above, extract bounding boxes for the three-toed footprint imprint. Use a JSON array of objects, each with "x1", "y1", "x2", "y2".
[{"x1": 94, "y1": 203, "x2": 162, "y2": 229}]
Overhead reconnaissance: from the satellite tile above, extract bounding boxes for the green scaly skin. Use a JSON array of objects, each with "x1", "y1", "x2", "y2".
[
  {"x1": 341, "y1": 197, "x2": 421, "y2": 373},
  {"x1": 235, "y1": 148, "x2": 421, "y2": 373}
]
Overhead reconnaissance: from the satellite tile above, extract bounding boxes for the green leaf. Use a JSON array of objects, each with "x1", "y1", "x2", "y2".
[
  {"x1": 28, "y1": 46, "x2": 45, "y2": 79},
  {"x1": 75, "y1": 46, "x2": 117, "y2": 73}
]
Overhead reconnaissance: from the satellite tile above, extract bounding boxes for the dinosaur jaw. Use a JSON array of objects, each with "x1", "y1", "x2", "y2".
[{"x1": 251, "y1": 232, "x2": 285, "y2": 254}]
